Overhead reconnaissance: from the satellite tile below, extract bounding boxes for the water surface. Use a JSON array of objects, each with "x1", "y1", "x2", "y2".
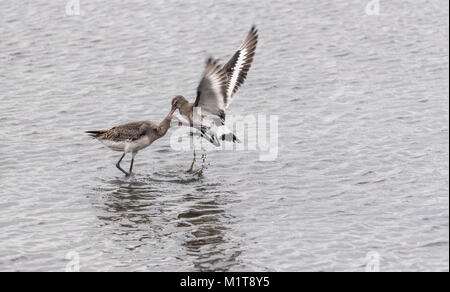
[{"x1": 0, "y1": 0, "x2": 448, "y2": 271}]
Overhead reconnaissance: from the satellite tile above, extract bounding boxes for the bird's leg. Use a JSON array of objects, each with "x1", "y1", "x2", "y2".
[
  {"x1": 128, "y1": 152, "x2": 137, "y2": 176},
  {"x1": 187, "y1": 132, "x2": 196, "y2": 173},
  {"x1": 188, "y1": 148, "x2": 196, "y2": 173},
  {"x1": 116, "y1": 153, "x2": 129, "y2": 176},
  {"x1": 194, "y1": 153, "x2": 206, "y2": 176}
]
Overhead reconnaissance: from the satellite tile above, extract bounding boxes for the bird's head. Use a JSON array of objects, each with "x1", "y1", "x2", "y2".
[{"x1": 170, "y1": 95, "x2": 186, "y2": 115}]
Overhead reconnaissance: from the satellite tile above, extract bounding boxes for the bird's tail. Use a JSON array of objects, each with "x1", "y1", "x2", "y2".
[
  {"x1": 217, "y1": 125, "x2": 241, "y2": 143},
  {"x1": 199, "y1": 127, "x2": 221, "y2": 147},
  {"x1": 221, "y1": 133, "x2": 241, "y2": 143},
  {"x1": 85, "y1": 130, "x2": 106, "y2": 138},
  {"x1": 195, "y1": 125, "x2": 240, "y2": 147}
]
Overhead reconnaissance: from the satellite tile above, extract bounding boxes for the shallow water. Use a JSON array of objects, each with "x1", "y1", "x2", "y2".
[{"x1": 0, "y1": 0, "x2": 448, "y2": 271}]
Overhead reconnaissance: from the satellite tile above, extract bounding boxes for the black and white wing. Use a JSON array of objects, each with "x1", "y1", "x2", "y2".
[
  {"x1": 192, "y1": 27, "x2": 258, "y2": 146},
  {"x1": 222, "y1": 26, "x2": 258, "y2": 108},
  {"x1": 194, "y1": 58, "x2": 228, "y2": 123},
  {"x1": 191, "y1": 58, "x2": 228, "y2": 146}
]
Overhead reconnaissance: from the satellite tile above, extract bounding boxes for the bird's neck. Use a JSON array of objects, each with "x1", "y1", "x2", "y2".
[
  {"x1": 180, "y1": 102, "x2": 194, "y2": 120},
  {"x1": 157, "y1": 114, "x2": 173, "y2": 137}
]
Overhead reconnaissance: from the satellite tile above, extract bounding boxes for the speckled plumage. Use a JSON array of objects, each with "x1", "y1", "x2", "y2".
[
  {"x1": 86, "y1": 114, "x2": 173, "y2": 176},
  {"x1": 90, "y1": 121, "x2": 160, "y2": 143}
]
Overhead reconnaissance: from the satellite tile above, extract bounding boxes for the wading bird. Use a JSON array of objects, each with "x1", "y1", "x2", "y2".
[
  {"x1": 171, "y1": 26, "x2": 258, "y2": 173},
  {"x1": 86, "y1": 109, "x2": 175, "y2": 176}
]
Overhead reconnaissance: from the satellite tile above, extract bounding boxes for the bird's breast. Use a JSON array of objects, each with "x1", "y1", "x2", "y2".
[
  {"x1": 100, "y1": 139, "x2": 126, "y2": 152},
  {"x1": 125, "y1": 136, "x2": 152, "y2": 153}
]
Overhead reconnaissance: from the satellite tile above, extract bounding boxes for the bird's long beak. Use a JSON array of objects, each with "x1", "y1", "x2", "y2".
[{"x1": 169, "y1": 108, "x2": 176, "y2": 116}]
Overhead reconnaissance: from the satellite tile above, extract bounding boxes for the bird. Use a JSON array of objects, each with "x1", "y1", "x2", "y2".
[
  {"x1": 170, "y1": 26, "x2": 258, "y2": 173},
  {"x1": 86, "y1": 108, "x2": 175, "y2": 176}
]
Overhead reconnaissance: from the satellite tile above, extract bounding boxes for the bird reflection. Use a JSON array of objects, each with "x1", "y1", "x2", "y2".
[
  {"x1": 91, "y1": 177, "x2": 169, "y2": 243},
  {"x1": 178, "y1": 189, "x2": 241, "y2": 272},
  {"x1": 90, "y1": 173, "x2": 241, "y2": 271}
]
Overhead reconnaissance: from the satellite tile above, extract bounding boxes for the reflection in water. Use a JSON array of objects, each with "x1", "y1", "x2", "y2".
[
  {"x1": 89, "y1": 172, "x2": 241, "y2": 271},
  {"x1": 95, "y1": 179, "x2": 162, "y2": 228},
  {"x1": 178, "y1": 190, "x2": 241, "y2": 271}
]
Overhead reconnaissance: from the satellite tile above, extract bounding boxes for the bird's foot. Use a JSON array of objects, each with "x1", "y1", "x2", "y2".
[
  {"x1": 187, "y1": 160, "x2": 196, "y2": 173},
  {"x1": 193, "y1": 168, "x2": 203, "y2": 176},
  {"x1": 187, "y1": 167, "x2": 202, "y2": 176},
  {"x1": 187, "y1": 156, "x2": 206, "y2": 176},
  {"x1": 118, "y1": 169, "x2": 130, "y2": 177}
]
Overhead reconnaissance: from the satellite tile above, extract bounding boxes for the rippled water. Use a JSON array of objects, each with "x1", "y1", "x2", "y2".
[{"x1": 0, "y1": 0, "x2": 448, "y2": 271}]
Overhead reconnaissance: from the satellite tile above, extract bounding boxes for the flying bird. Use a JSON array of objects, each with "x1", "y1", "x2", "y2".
[
  {"x1": 86, "y1": 108, "x2": 175, "y2": 176},
  {"x1": 171, "y1": 26, "x2": 258, "y2": 173}
]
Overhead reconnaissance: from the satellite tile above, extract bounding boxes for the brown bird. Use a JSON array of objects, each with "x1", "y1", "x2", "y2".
[
  {"x1": 86, "y1": 108, "x2": 175, "y2": 176},
  {"x1": 170, "y1": 26, "x2": 258, "y2": 173}
]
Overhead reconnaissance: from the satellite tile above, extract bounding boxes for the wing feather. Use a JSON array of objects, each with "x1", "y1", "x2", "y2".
[
  {"x1": 194, "y1": 58, "x2": 228, "y2": 118},
  {"x1": 190, "y1": 26, "x2": 258, "y2": 146},
  {"x1": 102, "y1": 122, "x2": 152, "y2": 142},
  {"x1": 222, "y1": 26, "x2": 258, "y2": 108}
]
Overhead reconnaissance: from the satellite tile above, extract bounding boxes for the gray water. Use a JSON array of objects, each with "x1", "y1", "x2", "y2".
[{"x1": 0, "y1": 0, "x2": 448, "y2": 272}]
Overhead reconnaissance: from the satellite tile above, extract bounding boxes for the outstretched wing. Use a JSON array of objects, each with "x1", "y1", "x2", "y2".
[
  {"x1": 191, "y1": 27, "x2": 258, "y2": 146},
  {"x1": 222, "y1": 26, "x2": 258, "y2": 108},
  {"x1": 194, "y1": 58, "x2": 228, "y2": 122}
]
